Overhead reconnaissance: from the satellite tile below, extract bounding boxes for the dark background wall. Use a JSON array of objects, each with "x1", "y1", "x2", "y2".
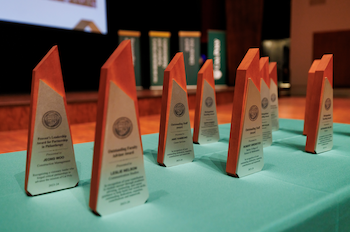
[
  {"x1": 0, "y1": 0, "x2": 289, "y2": 94},
  {"x1": 0, "y1": 0, "x2": 202, "y2": 94}
]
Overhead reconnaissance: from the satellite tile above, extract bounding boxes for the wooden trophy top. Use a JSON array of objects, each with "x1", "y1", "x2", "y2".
[
  {"x1": 158, "y1": 52, "x2": 187, "y2": 164},
  {"x1": 163, "y1": 52, "x2": 187, "y2": 90},
  {"x1": 303, "y1": 59, "x2": 321, "y2": 135},
  {"x1": 100, "y1": 40, "x2": 138, "y2": 102},
  {"x1": 94, "y1": 40, "x2": 139, "y2": 159},
  {"x1": 259, "y1": 57, "x2": 270, "y2": 88},
  {"x1": 193, "y1": 59, "x2": 215, "y2": 143},
  {"x1": 32, "y1": 45, "x2": 66, "y2": 97},
  {"x1": 160, "y1": 52, "x2": 187, "y2": 118},
  {"x1": 26, "y1": 45, "x2": 70, "y2": 194},
  {"x1": 236, "y1": 48, "x2": 260, "y2": 91},
  {"x1": 91, "y1": 40, "x2": 140, "y2": 210},
  {"x1": 305, "y1": 54, "x2": 333, "y2": 153},
  {"x1": 161, "y1": 51, "x2": 187, "y2": 118},
  {"x1": 269, "y1": 62, "x2": 277, "y2": 85},
  {"x1": 309, "y1": 59, "x2": 320, "y2": 74},
  {"x1": 227, "y1": 48, "x2": 260, "y2": 176},
  {"x1": 197, "y1": 59, "x2": 215, "y2": 88},
  {"x1": 315, "y1": 54, "x2": 333, "y2": 87},
  {"x1": 233, "y1": 48, "x2": 260, "y2": 112}
]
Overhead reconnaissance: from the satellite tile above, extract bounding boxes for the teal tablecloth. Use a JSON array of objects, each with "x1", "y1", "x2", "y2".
[{"x1": 1, "y1": 119, "x2": 350, "y2": 232}]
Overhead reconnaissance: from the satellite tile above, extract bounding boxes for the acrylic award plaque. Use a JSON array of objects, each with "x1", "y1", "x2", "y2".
[
  {"x1": 157, "y1": 52, "x2": 195, "y2": 167},
  {"x1": 25, "y1": 46, "x2": 79, "y2": 196},
  {"x1": 260, "y1": 57, "x2": 272, "y2": 147},
  {"x1": 193, "y1": 59, "x2": 220, "y2": 144},
  {"x1": 303, "y1": 59, "x2": 320, "y2": 135},
  {"x1": 269, "y1": 62, "x2": 279, "y2": 131},
  {"x1": 226, "y1": 48, "x2": 264, "y2": 178},
  {"x1": 89, "y1": 40, "x2": 148, "y2": 216},
  {"x1": 305, "y1": 54, "x2": 333, "y2": 154}
]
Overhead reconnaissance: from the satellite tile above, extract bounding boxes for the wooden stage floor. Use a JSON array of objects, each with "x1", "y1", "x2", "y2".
[{"x1": 1, "y1": 97, "x2": 349, "y2": 154}]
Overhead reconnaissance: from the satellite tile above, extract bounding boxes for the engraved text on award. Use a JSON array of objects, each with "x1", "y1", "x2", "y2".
[
  {"x1": 315, "y1": 78, "x2": 333, "y2": 153},
  {"x1": 27, "y1": 80, "x2": 79, "y2": 195},
  {"x1": 197, "y1": 80, "x2": 220, "y2": 144},
  {"x1": 236, "y1": 79, "x2": 264, "y2": 177},
  {"x1": 96, "y1": 81, "x2": 148, "y2": 216},
  {"x1": 163, "y1": 80, "x2": 194, "y2": 166},
  {"x1": 260, "y1": 79, "x2": 272, "y2": 147}
]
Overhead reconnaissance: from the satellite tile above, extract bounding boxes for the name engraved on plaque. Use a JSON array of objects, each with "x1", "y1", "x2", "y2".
[
  {"x1": 197, "y1": 80, "x2": 220, "y2": 144},
  {"x1": 260, "y1": 79, "x2": 272, "y2": 147},
  {"x1": 315, "y1": 77, "x2": 333, "y2": 153},
  {"x1": 28, "y1": 80, "x2": 79, "y2": 195},
  {"x1": 269, "y1": 62, "x2": 279, "y2": 131},
  {"x1": 96, "y1": 81, "x2": 148, "y2": 215},
  {"x1": 163, "y1": 80, "x2": 194, "y2": 166},
  {"x1": 236, "y1": 79, "x2": 264, "y2": 177},
  {"x1": 270, "y1": 79, "x2": 279, "y2": 131}
]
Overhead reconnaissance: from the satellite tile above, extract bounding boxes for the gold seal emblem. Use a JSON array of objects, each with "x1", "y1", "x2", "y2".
[
  {"x1": 174, "y1": 103, "x2": 185, "y2": 117},
  {"x1": 271, "y1": 93, "x2": 276, "y2": 103},
  {"x1": 113, "y1": 117, "x2": 133, "y2": 139},
  {"x1": 249, "y1": 105, "x2": 259, "y2": 121},
  {"x1": 325, "y1": 98, "x2": 331, "y2": 111},
  {"x1": 42, "y1": 111, "x2": 62, "y2": 129},
  {"x1": 205, "y1": 97, "x2": 213, "y2": 108},
  {"x1": 261, "y1": 97, "x2": 269, "y2": 109}
]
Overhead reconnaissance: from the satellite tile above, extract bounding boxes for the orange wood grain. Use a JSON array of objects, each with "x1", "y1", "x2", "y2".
[
  {"x1": 193, "y1": 59, "x2": 216, "y2": 143},
  {"x1": 226, "y1": 48, "x2": 260, "y2": 176},
  {"x1": 303, "y1": 60, "x2": 320, "y2": 135},
  {"x1": 305, "y1": 54, "x2": 333, "y2": 153},
  {"x1": 259, "y1": 57, "x2": 270, "y2": 88},
  {"x1": 0, "y1": 105, "x2": 30, "y2": 131},
  {"x1": 157, "y1": 52, "x2": 188, "y2": 165},
  {"x1": 25, "y1": 45, "x2": 72, "y2": 195},
  {"x1": 269, "y1": 62, "x2": 277, "y2": 85},
  {"x1": 66, "y1": 102, "x2": 97, "y2": 124},
  {"x1": 89, "y1": 40, "x2": 141, "y2": 213}
]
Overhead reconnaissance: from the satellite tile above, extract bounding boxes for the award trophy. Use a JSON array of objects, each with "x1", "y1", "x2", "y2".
[
  {"x1": 193, "y1": 59, "x2": 220, "y2": 144},
  {"x1": 25, "y1": 46, "x2": 79, "y2": 196},
  {"x1": 226, "y1": 48, "x2": 264, "y2": 177},
  {"x1": 305, "y1": 54, "x2": 333, "y2": 154},
  {"x1": 269, "y1": 62, "x2": 279, "y2": 131},
  {"x1": 303, "y1": 59, "x2": 320, "y2": 135},
  {"x1": 157, "y1": 52, "x2": 195, "y2": 167},
  {"x1": 89, "y1": 40, "x2": 148, "y2": 216},
  {"x1": 260, "y1": 57, "x2": 272, "y2": 147}
]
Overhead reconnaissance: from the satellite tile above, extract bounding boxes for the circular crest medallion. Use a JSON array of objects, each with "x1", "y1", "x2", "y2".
[
  {"x1": 174, "y1": 103, "x2": 185, "y2": 117},
  {"x1": 261, "y1": 97, "x2": 269, "y2": 109},
  {"x1": 271, "y1": 93, "x2": 276, "y2": 103},
  {"x1": 325, "y1": 98, "x2": 331, "y2": 111},
  {"x1": 42, "y1": 111, "x2": 62, "y2": 129},
  {"x1": 205, "y1": 97, "x2": 213, "y2": 108},
  {"x1": 249, "y1": 105, "x2": 259, "y2": 121},
  {"x1": 113, "y1": 117, "x2": 133, "y2": 139}
]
